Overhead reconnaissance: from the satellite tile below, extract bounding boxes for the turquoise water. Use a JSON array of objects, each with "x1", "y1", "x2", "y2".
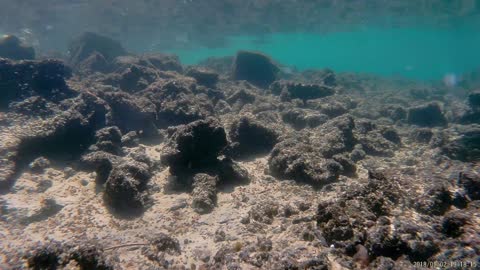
[{"x1": 168, "y1": 26, "x2": 480, "y2": 81}]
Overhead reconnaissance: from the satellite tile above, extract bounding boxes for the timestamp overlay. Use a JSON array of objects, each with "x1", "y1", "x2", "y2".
[{"x1": 413, "y1": 260, "x2": 478, "y2": 269}]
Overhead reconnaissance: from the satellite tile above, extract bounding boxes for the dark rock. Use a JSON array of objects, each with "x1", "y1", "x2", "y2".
[
  {"x1": 414, "y1": 185, "x2": 452, "y2": 216},
  {"x1": 365, "y1": 225, "x2": 409, "y2": 260},
  {"x1": 407, "y1": 238, "x2": 439, "y2": 262},
  {"x1": 26, "y1": 241, "x2": 63, "y2": 269},
  {"x1": 104, "y1": 160, "x2": 152, "y2": 213},
  {"x1": 0, "y1": 58, "x2": 74, "y2": 109},
  {"x1": 217, "y1": 157, "x2": 250, "y2": 185},
  {"x1": 441, "y1": 211, "x2": 468, "y2": 237},
  {"x1": 468, "y1": 91, "x2": 480, "y2": 109},
  {"x1": 317, "y1": 204, "x2": 354, "y2": 243},
  {"x1": 68, "y1": 243, "x2": 113, "y2": 270},
  {"x1": 0, "y1": 34, "x2": 35, "y2": 60},
  {"x1": 150, "y1": 233, "x2": 181, "y2": 255},
  {"x1": 162, "y1": 118, "x2": 228, "y2": 176},
  {"x1": 145, "y1": 82, "x2": 214, "y2": 128},
  {"x1": 68, "y1": 32, "x2": 127, "y2": 66},
  {"x1": 121, "y1": 131, "x2": 140, "y2": 147},
  {"x1": 412, "y1": 128, "x2": 433, "y2": 143},
  {"x1": 191, "y1": 173, "x2": 218, "y2": 214},
  {"x1": 92, "y1": 126, "x2": 123, "y2": 155},
  {"x1": 457, "y1": 171, "x2": 480, "y2": 201},
  {"x1": 407, "y1": 102, "x2": 447, "y2": 127},
  {"x1": 186, "y1": 67, "x2": 219, "y2": 87},
  {"x1": 29, "y1": 157, "x2": 51, "y2": 173},
  {"x1": 355, "y1": 122, "x2": 398, "y2": 157},
  {"x1": 277, "y1": 82, "x2": 335, "y2": 102},
  {"x1": 232, "y1": 51, "x2": 279, "y2": 88},
  {"x1": 442, "y1": 125, "x2": 480, "y2": 162},
  {"x1": 269, "y1": 116, "x2": 355, "y2": 187},
  {"x1": 381, "y1": 127, "x2": 401, "y2": 144},
  {"x1": 228, "y1": 116, "x2": 279, "y2": 158}
]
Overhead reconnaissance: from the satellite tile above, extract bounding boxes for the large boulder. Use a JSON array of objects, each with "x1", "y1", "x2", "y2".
[
  {"x1": 104, "y1": 160, "x2": 152, "y2": 212},
  {"x1": 232, "y1": 51, "x2": 279, "y2": 88},
  {"x1": 68, "y1": 32, "x2": 127, "y2": 67},
  {"x1": 407, "y1": 102, "x2": 447, "y2": 127},
  {"x1": 0, "y1": 35, "x2": 35, "y2": 60},
  {"x1": 269, "y1": 116, "x2": 356, "y2": 187},
  {"x1": 228, "y1": 116, "x2": 279, "y2": 158},
  {"x1": 162, "y1": 118, "x2": 228, "y2": 176},
  {"x1": 0, "y1": 58, "x2": 73, "y2": 109}
]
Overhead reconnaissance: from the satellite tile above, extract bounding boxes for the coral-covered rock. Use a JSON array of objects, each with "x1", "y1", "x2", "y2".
[
  {"x1": 407, "y1": 102, "x2": 447, "y2": 127},
  {"x1": 442, "y1": 125, "x2": 480, "y2": 162},
  {"x1": 228, "y1": 116, "x2": 279, "y2": 158},
  {"x1": 0, "y1": 58, "x2": 73, "y2": 109},
  {"x1": 104, "y1": 160, "x2": 152, "y2": 212},
  {"x1": 145, "y1": 81, "x2": 214, "y2": 128},
  {"x1": 162, "y1": 118, "x2": 228, "y2": 176},
  {"x1": 232, "y1": 51, "x2": 279, "y2": 88},
  {"x1": 191, "y1": 173, "x2": 218, "y2": 214},
  {"x1": 275, "y1": 82, "x2": 335, "y2": 102},
  {"x1": 269, "y1": 116, "x2": 355, "y2": 186}
]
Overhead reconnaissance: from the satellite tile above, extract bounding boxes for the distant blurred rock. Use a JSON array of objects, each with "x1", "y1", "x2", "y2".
[
  {"x1": 68, "y1": 32, "x2": 127, "y2": 67},
  {"x1": 0, "y1": 34, "x2": 35, "y2": 60},
  {"x1": 407, "y1": 102, "x2": 447, "y2": 127},
  {"x1": 442, "y1": 125, "x2": 480, "y2": 162},
  {"x1": 232, "y1": 51, "x2": 279, "y2": 88},
  {"x1": 468, "y1": 91, "x2": 480, "y2": 109}
]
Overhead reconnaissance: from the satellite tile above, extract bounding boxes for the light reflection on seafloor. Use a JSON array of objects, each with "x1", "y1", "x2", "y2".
[{"x1": 168, "y1": 26, "x2": 480, "y2": 81}]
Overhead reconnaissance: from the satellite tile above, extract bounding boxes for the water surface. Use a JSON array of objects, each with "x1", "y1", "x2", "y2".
[{"x1": 168, "y1": 26, "x2": 480, "y2": 81}]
